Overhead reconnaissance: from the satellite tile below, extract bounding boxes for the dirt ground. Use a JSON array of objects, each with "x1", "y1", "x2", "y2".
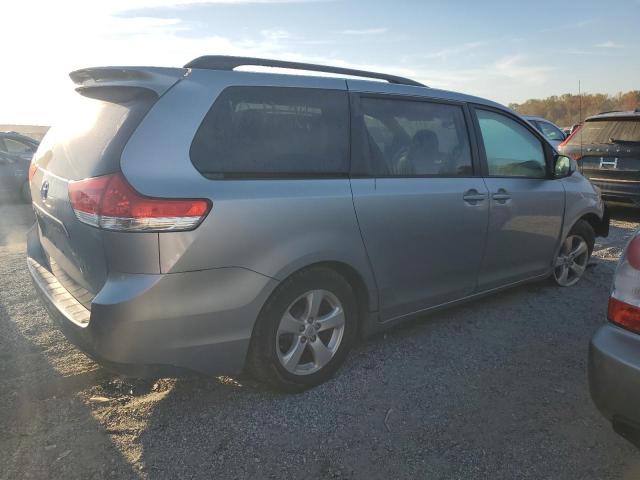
[{"x1": 1, "y1": 200, "x2": 640, "y2": 479}]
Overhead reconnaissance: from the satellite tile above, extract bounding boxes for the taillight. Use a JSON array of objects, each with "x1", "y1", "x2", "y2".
[
  {"x1": 626, "y1": 236, "x2": 640, "y2": 270},
  {"x1": 608, "y1": 297, "x2": 640, "y2": 334},
  {"x1": 609, "y1": 236, "x2": 640, "y2": 334},
  {"x1": 68, "y1": 173, "x2": 211, "y2": 232},
  {"x1": 559, "y1": 125, "x2": 582, "y2": 148},
  {"x1": 28, "y1": 162, "x2": 38, "y2": 184}
]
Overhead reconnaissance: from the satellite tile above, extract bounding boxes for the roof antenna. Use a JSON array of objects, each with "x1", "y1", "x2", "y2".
[{"x1": 579, "y1": 80, "x2": 583, "y2": 160}]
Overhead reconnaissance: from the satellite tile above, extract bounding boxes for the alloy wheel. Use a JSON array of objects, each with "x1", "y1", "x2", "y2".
[
  {"x1": 554, "y1": 234, "x2": 589, "y2": 287},
  {"x1": 276, "y1": 289, "x2": 345, "y2": 375}
]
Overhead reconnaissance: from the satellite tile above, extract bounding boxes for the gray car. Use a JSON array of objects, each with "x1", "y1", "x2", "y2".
[
  {"x1": 589, "y1": 232, "x2": 640, "y2": 448},
  {"x1": 27, "y1": 56, "x2": 609, "y2": 391},
  {"x1": 522, "y1": 115, "x2": 567, "y2": 149},
  {"x1": 0, "y1": 132, "x2": 39, "y2": 202}
]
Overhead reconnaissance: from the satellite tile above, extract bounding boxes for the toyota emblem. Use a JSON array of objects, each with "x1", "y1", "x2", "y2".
[{"x1": 40, "y1": 180, "x2": 50, "y2": 201}]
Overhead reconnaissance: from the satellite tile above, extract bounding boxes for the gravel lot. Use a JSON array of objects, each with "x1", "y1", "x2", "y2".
[{"x1": 2, "y1": 199, "x2": 640, "y2": 479}]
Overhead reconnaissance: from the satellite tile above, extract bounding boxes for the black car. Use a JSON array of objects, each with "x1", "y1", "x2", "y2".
[
  {"x1": 559, "y1": 110, "x2": 640, "y2": 206},
  {"x1": 0, "y1": 132, "x2": 39, "y2": 202}
]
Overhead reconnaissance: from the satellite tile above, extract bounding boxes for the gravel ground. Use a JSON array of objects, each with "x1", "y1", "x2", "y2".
[{"x1": 1, "y1": 200, "x2": 640, "y2": 479}]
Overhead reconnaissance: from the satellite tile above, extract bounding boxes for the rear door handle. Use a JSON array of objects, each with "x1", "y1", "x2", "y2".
[
  {"x1": 463, "y1": 189, "x2": 487, "y2": 205},
  {"x1": 492, "y1": 189, "x2": 512, "y2": 203}
]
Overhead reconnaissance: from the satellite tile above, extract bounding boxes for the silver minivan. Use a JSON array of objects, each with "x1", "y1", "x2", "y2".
[{"x1": 27, "y1": 56, "x2": 609, "y2": 390}]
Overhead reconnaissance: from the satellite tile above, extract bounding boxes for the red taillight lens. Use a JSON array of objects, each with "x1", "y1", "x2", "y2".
[
  {"x1": 609, "y1": 234, "x2": 640, "y2": 334},
  {"x1": 68, "y1": 173, "x2": 211, "y2": 232},
  {"x1": 608, "y1": 297, "x2": 640, "y2": 334},
  {"x1": 558, "y1": 125, "x2": 582, "y2": 150},
  {"x1": 626, "y1": 236, "x2": 640, "y2": 270},
  {"x1": 28, "y1": 162, "x2": 38, "y2": 184}
]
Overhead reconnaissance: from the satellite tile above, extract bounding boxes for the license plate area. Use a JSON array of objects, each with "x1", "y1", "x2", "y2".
[
  {"x1": 34, "y1": 203, "x2": 69, "y2": 244},
  {"x1": 598, "y1": 156, "x2": 619, "y2": 170}
]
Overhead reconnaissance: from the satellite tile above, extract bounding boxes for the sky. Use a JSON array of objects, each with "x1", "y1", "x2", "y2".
[{"x1": 1, "y1": 0, "x2": 638, "y2": 125}]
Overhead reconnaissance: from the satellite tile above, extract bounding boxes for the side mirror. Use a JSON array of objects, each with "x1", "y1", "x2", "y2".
[{"x1": 554, "y1": 154, "x2": 575, "y2": 178}]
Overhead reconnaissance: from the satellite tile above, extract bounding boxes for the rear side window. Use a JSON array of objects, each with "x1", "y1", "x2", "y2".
[
  {"x1": 360, "y1": 97, "x2": 473, "y2": 177},
  {"x1": 566, "y1": 119, "x2": 640, "y2": 146},
  {"x1": 190, "y1": 86, "x2": 349, "y2": 178}
]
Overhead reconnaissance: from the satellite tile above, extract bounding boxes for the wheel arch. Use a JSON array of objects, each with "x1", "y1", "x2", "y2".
[
  {"x1": 269, "y1": 259, "x2": 378, "y2": 338},
  {"x1": 562, "y1": 205, "x2": 608, "y2": 244},
  {"x1": 272, "y1": 253, "x2": 378, "y2": 311},
  {"x1": 580, "y1": 210, "x2": 610, "y2": 238},
  {"x1": 314, "y1": 260, "x2": 372, "y2": 336}
]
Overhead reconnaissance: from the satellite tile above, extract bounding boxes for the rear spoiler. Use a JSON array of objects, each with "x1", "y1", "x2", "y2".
[{"x1": 69, "y1": 66, "x2": 188, "y2": 97}]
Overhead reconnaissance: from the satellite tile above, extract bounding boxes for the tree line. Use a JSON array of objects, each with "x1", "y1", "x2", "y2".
[{"x1": 509, "y1": 91, "x2": 640, "y2": 128}]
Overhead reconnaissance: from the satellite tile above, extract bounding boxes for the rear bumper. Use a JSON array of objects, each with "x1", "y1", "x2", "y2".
[
  {"x1": 588, "y1": 324, "x2": 640, "y2": 447},
  {"x1": 588, "y1": 178, "x2": 640, "y2": 206},
  {"x1": 27, "y1": 225, "x2": 278, "y2": 377}
]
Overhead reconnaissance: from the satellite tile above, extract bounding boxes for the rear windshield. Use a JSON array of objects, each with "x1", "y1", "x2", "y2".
[
  {"x1": 566, "y1": 118, "x2": 640, "y2": 146},
  {"x1": 35, "y1": 88, "x2": 157, "y2": 180},
  {"x1": 190, "y1": 86, "x2": 349, "y2": 178}
]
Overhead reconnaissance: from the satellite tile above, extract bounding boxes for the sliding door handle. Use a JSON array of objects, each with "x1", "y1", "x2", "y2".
[
  {"x1": 492, "y1": 189, "x2": 512, "y2": 203},
  {"x1": 463, "y1": 189, "x2": 487, "y2": 205}
]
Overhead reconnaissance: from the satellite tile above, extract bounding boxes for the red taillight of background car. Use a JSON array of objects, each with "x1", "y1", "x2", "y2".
[
  {"x1": 558, "y1": 125, "x2": 583, "y2": 161},
  {"x1": 68, "y1": 173, "x2": 211, "y2": 232},
  {"x1": 559, "y1": 124, "x2": 582, "y2": 148},
  {"x1": 609, "y1": 235, "x2": 640, "y2": 335}
]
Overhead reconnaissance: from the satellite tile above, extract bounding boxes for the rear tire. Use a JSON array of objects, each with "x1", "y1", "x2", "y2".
[
  {"x1": 552, "y1": 220, "x2": 594, "y2": 287},
  {"x1": 246, "y1": 266, "x2": 358, "y2": 392}
]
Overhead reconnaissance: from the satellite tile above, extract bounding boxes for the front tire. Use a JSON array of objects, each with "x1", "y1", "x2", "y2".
[
  {"x1": 552, "y1": 220, "x2": 594, "y2": 287},
  {"x1": 246, "y1": 267, "x2": 358, "y2": 392}
]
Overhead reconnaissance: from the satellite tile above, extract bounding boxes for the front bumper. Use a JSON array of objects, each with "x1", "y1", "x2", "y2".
[
  {"x1": 588, "y1": 323, "x2": 640, "y2": 447},
  {"x1": 27, "y1": 225, "x2": 278, "y2": 377}
]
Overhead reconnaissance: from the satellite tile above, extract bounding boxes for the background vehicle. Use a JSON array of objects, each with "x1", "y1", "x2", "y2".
[
  {"x1": 27, "y1": 56, "x2": 608, "y2": 391},
  {"x1": 559, "y1": 111, "x2": 640, "y2": 206},
  {"x1": 523, "y1": 115, "x2": 566, "y2": 148},
  {"x1": 0, "y1": 131, "x2": 39, "y2": 202},
  {"x1": 590, "y1": 232, "x2": 640, "y2": 448}
]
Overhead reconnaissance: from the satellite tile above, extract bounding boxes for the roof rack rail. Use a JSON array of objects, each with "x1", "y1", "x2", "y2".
[{"x1": 184, "y1": 55, "x2": 426, "y2": 88}]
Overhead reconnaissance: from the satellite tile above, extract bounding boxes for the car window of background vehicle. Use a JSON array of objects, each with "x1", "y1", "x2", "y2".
[
  {"x1": 535, "y1": 121, "x2": 565, "y2": 141},
  {"x1": 565, "y1": 119, "x2": 640, "y2": 145}
]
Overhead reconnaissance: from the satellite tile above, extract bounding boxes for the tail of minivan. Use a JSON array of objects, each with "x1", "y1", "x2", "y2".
[{"x1": 29, "y1": 66, "x2": 191, "y2": 306}]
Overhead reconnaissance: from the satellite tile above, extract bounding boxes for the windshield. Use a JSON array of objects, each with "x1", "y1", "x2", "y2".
[
  {"x1": 566, "y1": 118, "x2": 640, "y2": 145},
  {"x1": 534, "y1": 120, "x2": 565, "y2": 141}
]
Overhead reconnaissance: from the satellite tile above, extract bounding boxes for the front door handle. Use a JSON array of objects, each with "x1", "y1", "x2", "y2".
[
  {"x1": 492, "y1": 189, "x2": 512, "y2": 203},
  {"x1": 463, "y1": 189, "x2": 487, "y2": 205}
]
